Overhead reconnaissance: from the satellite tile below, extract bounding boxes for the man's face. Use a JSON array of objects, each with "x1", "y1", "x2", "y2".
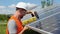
[{"x1": 18, "y1": 8, "x2": 27, "y2": 18}]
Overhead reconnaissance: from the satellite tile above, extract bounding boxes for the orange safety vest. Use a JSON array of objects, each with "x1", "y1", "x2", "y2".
[{"x1": 6, "y1": 16, "x2": 23, "y2": 34}]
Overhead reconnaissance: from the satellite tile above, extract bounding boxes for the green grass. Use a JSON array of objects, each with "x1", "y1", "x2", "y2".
[{"x1": 0, "y1": 24, "x2": 6, "y2": 34}]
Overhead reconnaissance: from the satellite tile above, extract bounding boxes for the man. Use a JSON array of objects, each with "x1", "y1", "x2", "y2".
[{"x1": 6, "y1": 2, "x2": 34, "y2": 34}]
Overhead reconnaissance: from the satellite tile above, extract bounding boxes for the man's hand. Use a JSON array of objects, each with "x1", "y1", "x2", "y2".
[
  {"x1": 24, "y1": 25, "x2": 28, "y2": 30},
  {"x1": 26, "y1": 10, "x2": 35, "y2": 17},
  {"x1": 26, "y1": 10, "x2": 33, "y2": 14},
  {"x1": 19, "y1": 26, "x2": 28, "y2": 34}
]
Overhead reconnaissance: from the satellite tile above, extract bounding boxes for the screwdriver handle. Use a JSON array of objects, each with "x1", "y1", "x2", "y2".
[{"x1": 34, "y1": 11, "x2": 39, "y2": 19}]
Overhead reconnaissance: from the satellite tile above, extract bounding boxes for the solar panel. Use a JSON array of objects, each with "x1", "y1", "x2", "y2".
[{"x1": 27, "y1": 6, "x2": 60, "y2": 34}]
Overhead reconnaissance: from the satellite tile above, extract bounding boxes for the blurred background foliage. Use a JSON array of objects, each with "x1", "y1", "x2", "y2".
[{"x1": 0, "y1": 14, "x2": 11, "y2": 21}]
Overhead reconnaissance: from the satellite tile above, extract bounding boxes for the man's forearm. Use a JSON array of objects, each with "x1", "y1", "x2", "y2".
[
  {"x1": 19, "y1": 26, "x2": 28, "y2": 34},
  {"x1": 19, "y1": 28, "x2": 26, "y2": 34}
]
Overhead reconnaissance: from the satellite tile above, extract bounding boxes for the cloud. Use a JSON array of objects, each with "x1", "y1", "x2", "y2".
[
  {"x1": 27, "y1": 3, "x2": 37, "y2": 10},
  {"x1": 17, "y1": 2, "x2": 37, "y2": 10},
  {"x1": 0, "y1": 5, "x2": 15, "y2": 14},
  {"x1": 8, "y1": 2, "x2": 37, "y2": 10},
  {"x1": 8, "y1": 4, "x2": 16, "y2": 8},
  {"x1": 0, "y1": 6, "x2": 6, "y2": 9},
  {"x1": 0, "y1": 2, "x2": 38, "y2": 14}
]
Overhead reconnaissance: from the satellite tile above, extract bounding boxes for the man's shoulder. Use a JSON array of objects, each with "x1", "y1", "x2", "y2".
[
  {"x1": 8, "y1": 19, "x2": 16, "y2": 26},
  {"x1": 8, "y1": 19, "x2": 15, "y2": 23}
]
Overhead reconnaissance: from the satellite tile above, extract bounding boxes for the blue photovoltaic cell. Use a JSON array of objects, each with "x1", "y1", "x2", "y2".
[
  {"x1": 28, "y1": 6, "x2": 60, "y2": 34},
  {"x1": 51, "y1": 13, "x2": 60, "y2": 34},
  {"x1": 38, "y1": 6, "x2": 60, "y2": 19}
]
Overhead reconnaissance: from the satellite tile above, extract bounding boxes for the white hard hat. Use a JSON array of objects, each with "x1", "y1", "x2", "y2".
[
  {"x1": 16, "y1": 2, "x2": 37, "y2": 10},
  {"x1": 16, "y1": 2, "x2": 27, "y2": 10}
]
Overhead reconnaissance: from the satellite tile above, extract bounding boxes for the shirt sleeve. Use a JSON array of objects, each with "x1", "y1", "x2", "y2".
[{"x1": 8, "y1": 20, "x2": 17, "y2": 34}]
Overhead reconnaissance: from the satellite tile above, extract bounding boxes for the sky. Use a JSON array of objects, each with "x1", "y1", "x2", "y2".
[
  {"x1": 0, "y1": 0, "x2": 40, "y2": 6},
  {"x1": 0, "y1": 0, "x2": 60, "y2": 14},
  {"x1": 0, "y1": 0, "x2": 60, "y2": 6}
]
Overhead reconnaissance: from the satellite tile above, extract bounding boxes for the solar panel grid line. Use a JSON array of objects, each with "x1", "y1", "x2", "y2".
[
  {"x1": 38, "y1": 12, "x2": 60, "y2": 33},
  {"x1": 38, "y1": 5, "x2": 59, "y2": 12},
  {"x1": 37, "y1": 6, "x2": 60, "y2": 16},
  {"x1": 28, "y1": 12, "x2": 60, "y2": 27},
  {"x1": 26, "y1": 25, "x2": 53, "y2": 34},
  {"x1": 39, "y1": 12, "x2": 60, "y2": 21},
  {"x1": 39, "y1": 12, "x2": 60, "y2": 31},
  {"x1": 42, "y1": 23, "x2": 58, "y2": 32},
  {"x1": 39, "y1": 20, "x2": 57, "y2": 32},
  {"x1": 26, "y1": 5, "x2": 60, "y2": 34},
  {"x1": 38, "y1": 9, "x2": 60, "y2": 19},
  {"x1": 41, "y1": 15, "x2": 60, "y2": 30},
  {"x1": 39, "y1": 7, "x2": 60, "y2": 18},
  {"x1": 42, "y1": 6, "x2": 59, "y2": 12},
  {"x1": 41, "y1": 24, "x2": 56, "y2": 29},
  {"x1": 50, "y1": 27, "x2": 60, "y2": 32},
  {"x1": 27, "y1": 11, "x2": 60, "y2": 34},
  {"x1": 28, "y1": 11, "x2": 60, "y2": 27},
  {"x1": 41, "y1": 20, "x2": 57, "y2": 27}
]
